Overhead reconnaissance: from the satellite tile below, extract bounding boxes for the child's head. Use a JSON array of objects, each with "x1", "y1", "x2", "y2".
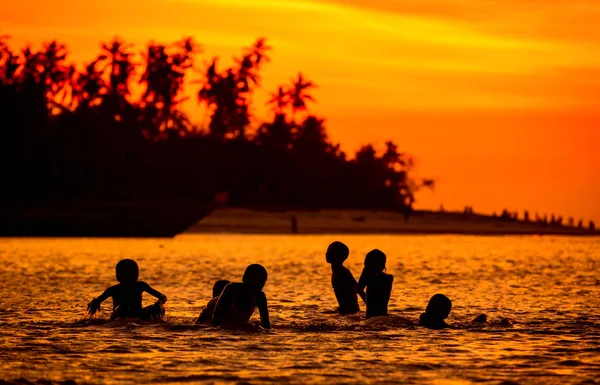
[
  {"x1": 425, "y1": 294, "x2": 452, "y2": 320},
  {"x1": 243, "y1": 264, "x2": 268, "y2": 292},
  {"x1": 364, "y1": 249, "x2": 386, "y2": 271},
  {"x1": 212, "y1": 279, "x2": 231, "y2": 298},
  {"x1": 116, "y1": 259, "x2": 139, "y2": 284},
  {"x1": 326, "y1": 241, "x2": 349, "y2": 265}
]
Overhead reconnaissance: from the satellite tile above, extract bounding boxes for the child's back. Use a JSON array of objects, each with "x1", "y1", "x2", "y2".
[
  {"x1": 326, "y1": 242, "x2": 360, "y2": 314},
  {"x1": 357, "y1": 249, "x2": 393, "y2": 319},
  {"x1": 87, "y1": 259, "x2": 167, "y2": 321},
  {"x1": 212, "y1": 264, "x2": 271, "y2": 329},
  {"x1": 196, "y1": 279, "x2": 230, "y2": 324}
]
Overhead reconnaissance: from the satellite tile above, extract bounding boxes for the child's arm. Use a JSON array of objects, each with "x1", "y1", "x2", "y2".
[
  {"x1": 356, "y1": 270, "x2": 367, "y2": 303},
  {"x1": 141, "y1": 282, "x2": 167, "y2": 304},
  {"x1": 256, "y1": 291, "x2": 271, "y2": 329},
  {"x1": 212, "y1": 284, "x2": 234, "y2": 326},
  {"x1": 196, "y1": 299, "x2": 216, "y2": 324},
  {"x1": 87, "y1": 286, "x2": 115, "y2": 315}
]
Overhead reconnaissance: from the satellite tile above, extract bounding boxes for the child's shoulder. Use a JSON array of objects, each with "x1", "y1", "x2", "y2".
[
  {"x1": 333, "y1": 266, "x2": 354, "y2": 279},
  {"x1": 227, "y1": 282, "x2": 244, "y2": 291},
  {"x1": 135, "y1": 281, "x2": 151, "y2": 289}
]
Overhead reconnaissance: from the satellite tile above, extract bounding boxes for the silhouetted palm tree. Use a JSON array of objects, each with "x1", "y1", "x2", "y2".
[
  {"x1": 198, "y1": 39, "x2": 269, "y2": 140},
  {"x1": 99, "y1": 37, "x2": 135, "y2": 100},
  {"x1": 40, "y1": 41, "x2": 70, "y2": 101},
  {"x1": 70, "y1": 59, "x2": 106, "y2": 109},
  {"x1": 288, "y1": 73, "x2": 316, "y2": 122},
  {"x1": 267, "y1": 86, "x2": 289, "y2": 116},
  {"x1": 141, "y1": 38, "x2": 199, "y2": 138},
  {"x1": 295, "y1": 115, "x2": 328, "y2": 152}
]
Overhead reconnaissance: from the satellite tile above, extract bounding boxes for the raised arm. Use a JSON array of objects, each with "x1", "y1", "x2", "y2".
[
  {"x1": 256, "y1": 291, "x2": 271, "y2": 329},
  {"x1": 212, "y1": 284, "x2": 234, "y2": 327},
  {"x1": 141, "y1": 282, "x2": 167, "y2": 303}
]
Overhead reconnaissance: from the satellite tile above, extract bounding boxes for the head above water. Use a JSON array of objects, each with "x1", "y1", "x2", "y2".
[
  {"x1": 116, "y1": 259, "x2": 139, "y2": 284},
  {"x1": 242, "y1": 264, "x2": 268, "y2": 291},
  {"x1": 212, "y1": 279, "x2": 231, "y2": 298},
  {"x1": 364, "y1": 249, "x2": 386, "y2": 271},
  {"x1": 326, "y1": 241, "x2": 349, "y2": 265},
  {"x1": 425, "y1": 294, "x2": 452, "y2": 320}
]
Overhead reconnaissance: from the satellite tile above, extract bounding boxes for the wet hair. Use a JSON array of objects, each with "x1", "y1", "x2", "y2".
[
  {"x1": 243, "y1": 264, "x2": 268, "y2": 290},
  {"x1": 116, "y1": 259, "x2": 139, "y2": 284},
  {"x1": 212, "y1": 279, "x2": 231, "y2": 298},
  {"x1": 364, "y1": 249, "x2": 386, "y2": 271},
  {"x1": 326, "y1": 241, "x2": 349, "y2": 264},
  {"x1": 425, "y1": 294, "x2": 452, "y2": 320}
]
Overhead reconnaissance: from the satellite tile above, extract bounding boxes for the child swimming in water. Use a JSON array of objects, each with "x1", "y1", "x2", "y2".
[
  {"x1": 419, "y1": 293, "x2": 452, "y2": 329},
  {"x1": 212, "y1": 264, "x2": 271, "y2": 329},
  {"x1": 87, "y1": 259, "x2": 167, "y2": 321},
  {"x1": 196, "y1": 279, "x2": 231, "y2": 324},
  {"x1": 357, "y1": 249, "x2": 394, "y2": 319},
  {"x1": 326, "y1": 241, "x2": 360, "y2": 314},
  {"x1": 419, "y1": 294, "x2": 488, "y2": 329}
]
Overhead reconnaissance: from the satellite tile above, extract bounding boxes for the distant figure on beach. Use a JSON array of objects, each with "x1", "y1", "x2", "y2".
[
  {"x1": 87, "y1": 259, "x2": 167, "y2": 321},
  {"x1": 326, "y1": 241, "x2": 360, "y2": 314},
  {"x1": 196, "y1": 279, "x2": 231, "y2": 324},
  {"x1": 419, "y1": 294, "x2": 487, "y2": 329},
  {"x1": 357, "y1": 249, "x2": 393, "y2": 319},
  {"x1": 212, "y1": 264, "x2": 271, "y2": 329}
]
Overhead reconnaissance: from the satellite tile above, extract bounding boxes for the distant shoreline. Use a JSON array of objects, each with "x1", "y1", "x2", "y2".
[{"x1": 188, "y1": 208, "x2": 599, "y2": 236}]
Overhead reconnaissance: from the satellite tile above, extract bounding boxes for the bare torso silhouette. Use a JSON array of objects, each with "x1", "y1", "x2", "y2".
[
  {"x1": 331, "y1": 265, "x2": 360, "y2": 314},
  {"x1": 94, "y1": 281, "x2": 165, "y2": 319},
  {"x1": 357, "y1": 272, "x2": 394, "y2": 319},
  {"x1": 212, "y1": 282, "x2": 270, "y2": 329}
]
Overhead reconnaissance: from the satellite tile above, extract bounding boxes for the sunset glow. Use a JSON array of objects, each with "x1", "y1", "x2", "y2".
[{"x1": 3, "y1": 0, "x2": 599, "y2": 221}]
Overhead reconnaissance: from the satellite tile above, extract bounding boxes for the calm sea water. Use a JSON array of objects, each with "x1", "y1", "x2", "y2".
[{"x1": 0, "y1": 235, "x2": 599, "y2": 385}]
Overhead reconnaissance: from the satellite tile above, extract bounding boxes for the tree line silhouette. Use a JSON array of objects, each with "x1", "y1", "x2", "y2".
[{"x1": 0, "y1": 36, "x2": 433, "y2": 210}]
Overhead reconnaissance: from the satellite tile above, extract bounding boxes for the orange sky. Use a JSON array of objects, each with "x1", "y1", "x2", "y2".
[{"x1": 2, "y1": 0, "x2": 599, "y2": 223}]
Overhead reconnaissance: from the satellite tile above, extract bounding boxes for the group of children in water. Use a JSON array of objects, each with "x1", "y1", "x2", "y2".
[{"x1": 87, "y1": 241, "x2": 486, "y2": 330}]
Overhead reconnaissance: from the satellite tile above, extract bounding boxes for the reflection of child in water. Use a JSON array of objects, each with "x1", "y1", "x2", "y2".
[
  {"x1": 326, "y1": 241, "x2": 360, "y2": 314},
  {"x1": 212, "y1": 264, "x2": 271, "y2": 329},
  {"x1": 87, "y1": 259, "x2": 167, "y2": 321},
  {"x1": 419, "y1": 294, "x2": 488, "y2": 329},
  {"x1": 196, "y1": 279, "x2": 231, "y2": 324},
  {"x1": 357, "y1": 249, "x2": 394, "y2": 319}
]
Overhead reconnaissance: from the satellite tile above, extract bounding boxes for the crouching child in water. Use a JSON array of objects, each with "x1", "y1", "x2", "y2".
[
  {"x1": 357, "y1": 249, "x2": 394, "y2": 319},
  {"x1": 87, "y1": 259, "x2": 167, "y2": 321},
  {"x1": 326, "y1": 241, "x2": 360, "y2": 314},
  {"x1": 419, "y1": 294, "x2": 488, "y2": 329},
  {"x1": 212, "y1": 264, "x2": 271, "y2": 330},
  {"x1": 196, "y1": 279, "x2": 231, "y2": 324}
]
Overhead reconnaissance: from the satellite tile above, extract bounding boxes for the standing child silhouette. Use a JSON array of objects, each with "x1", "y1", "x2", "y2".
[
  {"x1": 326, "y1": 241, "x2": 360, "y2": 314},
  {"x1": 357, "y1": 249, "x2": 394, "y2": 319},
  {"x1": 87, "y1": 259, "x2": 167, "y2": 321}
]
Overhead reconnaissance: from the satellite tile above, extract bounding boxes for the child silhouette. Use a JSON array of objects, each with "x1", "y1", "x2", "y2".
[
  {"x1": 419, "y1": 293, "x2": 452, "y2": 329},
  {"x1": 87, "y1": 259, "x2": 167, "y2": 321},
  {"x1": 326, "y1": 241, "x2": 360, "y2": 314},
  {"x1": 196, "y1": 279, "x2": 231, "y2": 324},
  {"x1": 357, "y1": 249, "x2": 393, "y2": 319},
  {"x1": 212, "y1": 264, "x2": 271, "y2": 329},
  {"x1": 419, "y1": 294, "x2": 487, "y2": 329}
]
